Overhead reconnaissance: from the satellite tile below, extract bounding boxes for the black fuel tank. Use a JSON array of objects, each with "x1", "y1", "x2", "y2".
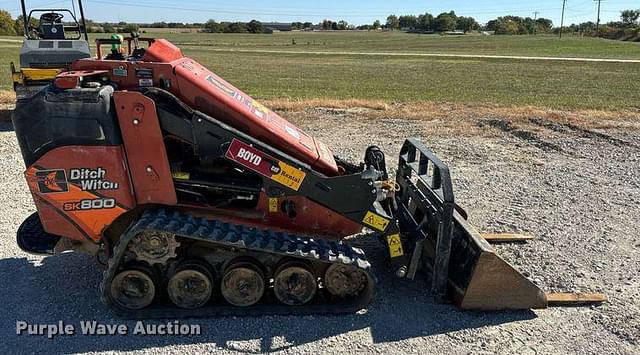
[{"x1": 12, "y1": 85, "x2": 122, "y2": 166}]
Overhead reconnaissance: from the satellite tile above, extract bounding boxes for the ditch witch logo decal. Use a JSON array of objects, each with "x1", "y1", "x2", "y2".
[
  {"x1": 69, "y1": 168, "x2": 119, "y2": 191},
  {"x1": 35, "y1": 168, "x2": 119, "y2": 194},
  {"x1": 35, "y1": 169, "x2": 68, "y2": 194},
  {"x1": 225, "y1": 139, "x2": 306, "y2": 191}
]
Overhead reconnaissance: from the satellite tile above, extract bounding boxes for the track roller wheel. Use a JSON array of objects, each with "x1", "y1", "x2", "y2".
[
  {"x1": 110, "y1": 266, "x2": 157, "y2": 310},
  {"x1": 273, "y1": 261, "x2": 317, "y2": 306},
  {"x1": 221, "y1": 260, "x2": 265, "y2": 307},
  {"x1": 167, "y1": 260, "x2": 214, "y2": 309},
  {"x1": 324, "y1": 263, "x2": 369, "y2": 298}
]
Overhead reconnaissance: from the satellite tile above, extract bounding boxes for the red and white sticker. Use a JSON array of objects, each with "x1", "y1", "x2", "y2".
[{"x1": 225, "y1": 139, "x2": 306, "y2": 191}]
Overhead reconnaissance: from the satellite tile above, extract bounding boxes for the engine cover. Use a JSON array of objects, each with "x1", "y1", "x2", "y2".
[{"x1": 70, "y1": 39, "x2": 339, "y2": 176}]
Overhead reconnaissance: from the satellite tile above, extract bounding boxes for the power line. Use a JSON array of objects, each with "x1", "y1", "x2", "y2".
[
  {"x1": 5, "y1": 0, "x2": 69, "y2": 12},
  {"x1": 84, "y1": 0, "x2": 565, "y2": 18}
]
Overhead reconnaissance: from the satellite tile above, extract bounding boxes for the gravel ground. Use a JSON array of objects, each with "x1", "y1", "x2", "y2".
[{"x1": 0, "y1": 106, "x2": 638, "y2": 354}]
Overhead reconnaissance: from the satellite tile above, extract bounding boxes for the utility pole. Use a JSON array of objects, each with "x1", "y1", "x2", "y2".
[
  {"x1": 559, "y1": 0, "x2": 567, "y2": 38},
  {"x1": 533, "y1": 11, "x2": 539, "y2": 35},
  {"x1": 595, "y1": 0, "x2": 602, "y2": 34}
]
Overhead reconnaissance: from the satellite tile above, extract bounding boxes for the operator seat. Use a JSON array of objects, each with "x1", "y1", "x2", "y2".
[{"x1": 38, "y1": 12, "x2": 66, "y2": 40}]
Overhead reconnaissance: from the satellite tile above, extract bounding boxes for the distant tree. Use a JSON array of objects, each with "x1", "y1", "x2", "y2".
[
  {"x1": 225, "y1": 22, "x2": 248, "y2": 33},
  {"x1": 291, "y1": 22, "x2": 303, "y2": 30},
  {"x1": 535, "y1": 18, "x2": 553, "y2": 33},
  {"x1": 434, "y1": 12, "x2": 457, "y2": 32},
  {"x1": 494, "y1": 19, "x2": 520, "y2": 35},
  {"x1": 398, "y1": 15, "x2": 418, "y2": 29},
  {"x1": 337, "y1": 20, "x2": 348, "y2": 30},
  {"x1": 485, "y1": 19, "x2": 498, "y2": 32},
  {"x1": 303, "y1": 22, "x2": 313, "y2": 29},
  {"x1": 0, "y1": 10, "x2": 16, "y2": 36},
  {"x1": 321, "y1": 19, "x2": 333, "y2": 30},
  {"x1": 521, "y1": 17, "x2": 537, "y2": 34},
  {"x1": 373, "y1": 20, "x2": 381, "y2": 29},
  {"x1": 119, "y1": 23, "x2": 139, "y2": 33},
  {"x1": 620, "y1": 9, "x2": 640, "y2": 27},
  {"x1": 14, "y1": 14, "x2": 38, "y2": 36},
  {"x1": 417, "y1": 13, "x2": 434, "y2": 31},
  {"x1": 102, "y1": 23, "x2": 115, "y2": 33},
  {"x1": 247, "y1": 20, "x2": 265, "y2": 33},
  {"x1": 80, "y1": 19, "x2": 103, "y2": 33},
  {"x1": 575, "y1": 21, "x2": 596, "y2": 34},
  {"x1": 386, "y1": 15, "x2": 400, "y2": 30},
  {"x1": 456, "y1": 16, "x2": 479, "y2": 33},
  {"x1": 204, "y1": 19, "x2": 224, "y2": 33},
  {"x1": 331, "y1": 21, "x2": 339, "y2": 30},
  {"x1": 485, "y1": 15, "x2": 551, "y2": 35},
  {"x1": 151, "y1": 21, "x2": 168, "y2": 28}
]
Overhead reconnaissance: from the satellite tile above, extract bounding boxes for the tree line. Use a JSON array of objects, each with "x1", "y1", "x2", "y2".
[
  {"x1": 384, "y1": 12, "x2": 482, "y2": 33},
  {"x1": 0, "y1": 11, "x2": 31, "y2": 35},
  {"x1": 559, "y1": 9, "x2": 639, "y2": 40},
  {"x1": 0, "y1": 8, "x2": 638, "y2": 38},
  {"x1": 203, "y1": 20, "x2": 269, "y2": 33}
]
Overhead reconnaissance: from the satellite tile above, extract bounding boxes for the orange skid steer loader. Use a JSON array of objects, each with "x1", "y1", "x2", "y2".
[{"x1": 10, "y1": 1, "x2": 605, "y2": 317}]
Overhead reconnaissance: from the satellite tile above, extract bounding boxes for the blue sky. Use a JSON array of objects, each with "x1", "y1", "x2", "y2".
[{"x1": 3, "y1": 0, "x2": 638, "y2": 26}]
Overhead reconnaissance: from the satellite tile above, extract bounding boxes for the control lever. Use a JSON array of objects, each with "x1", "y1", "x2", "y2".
[
  {"x1": 131, "y1": 31, "x2": 140, "y2": 49},
  {"x1": 130, "y1": 31, "x2": 146, "y2": 59}
]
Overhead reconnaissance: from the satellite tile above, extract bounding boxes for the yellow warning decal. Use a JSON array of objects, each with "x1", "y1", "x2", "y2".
[
  {"x1": 271, "y1": 161, "x2": 306, "y2": 191},
  {"x1": 386, "y1": 234, "x2": 404, "y2": 258},
  {"x1": 268, "y1": 198, "x2": 279, "y2": 213},
  {"x1": 362, "y1": 211, "x2": 390, "y2": 232},
  {"x1": 172, "y1": 172, "x2": 190, "y2": 180}
]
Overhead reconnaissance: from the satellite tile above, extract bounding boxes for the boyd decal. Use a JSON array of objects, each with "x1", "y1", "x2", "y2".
[
  {"x1": 236, "y1": 148, "x2": 262, "y2": 166},
  {"x1": 225, "y1": 139, "x2": 306, "y2": 191}
]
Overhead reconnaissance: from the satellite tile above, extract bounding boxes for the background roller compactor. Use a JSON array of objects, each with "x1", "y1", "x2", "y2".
[{"x1": 10, "y1": 1, "x2": 605, "y2": 317}]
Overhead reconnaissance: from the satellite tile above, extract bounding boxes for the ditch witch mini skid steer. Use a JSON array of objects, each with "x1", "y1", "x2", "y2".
[{"x1": 11, "y1": 1, "x2": 604, "y2": 318}]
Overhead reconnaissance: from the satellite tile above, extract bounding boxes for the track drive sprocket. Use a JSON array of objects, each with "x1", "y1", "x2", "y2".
[{"x1": 128, "y1": 231, "x2": 179, "y2": 265}]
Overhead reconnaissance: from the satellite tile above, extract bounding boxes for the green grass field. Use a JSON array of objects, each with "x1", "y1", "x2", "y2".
[
  {"x1": 1, "y1": 32, "x2": 639, "y2": 110},
  {"x1": 160, "y1": 32, "x2": 640, "y2": 59}
]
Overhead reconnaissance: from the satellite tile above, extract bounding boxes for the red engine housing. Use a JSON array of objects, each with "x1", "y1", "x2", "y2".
[
  {"x1": 20, "y1": 39, "x2": 364, "y2": 243},
  {"x1": 70, "y1": 39, "x2": 339, "y2": 176}
]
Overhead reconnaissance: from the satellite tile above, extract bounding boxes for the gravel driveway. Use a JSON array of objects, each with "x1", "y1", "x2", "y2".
[{"x1": 0, "y1": 106, "x2": 638, "y2": 354}]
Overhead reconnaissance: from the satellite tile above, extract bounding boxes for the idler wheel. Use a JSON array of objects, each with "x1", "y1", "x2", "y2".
[
  {"x1": 221, "y1": 260, "x2": 265, "y2": 307},
  {"x1": 167, "y1": 260, "x2": 214, "y2": 309},
  {"x1": 110, "y1": 267, "x2": 156, "y2": 310},
  {"x1": 273, "y1": 262, "x2": 317, "y2": 306},
  {"x1": 324, "y1": 263, "x2": 368, "y2": 298}
]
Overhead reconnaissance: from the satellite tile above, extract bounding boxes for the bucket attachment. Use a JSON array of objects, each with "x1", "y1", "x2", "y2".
[
  {"x1": 446, "y1": 213, "x2": 547, "y2": 310},
  {"x1": 395, "y1": 139, "x2": 603, "y2": 310}
]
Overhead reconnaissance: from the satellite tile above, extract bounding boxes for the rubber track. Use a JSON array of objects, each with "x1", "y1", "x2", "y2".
[{"x1": 100, "y1": 208, "x2": 375, "y2": 319}]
